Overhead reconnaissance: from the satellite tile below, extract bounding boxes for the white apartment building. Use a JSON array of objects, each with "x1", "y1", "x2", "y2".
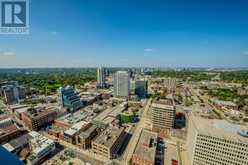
[
  {"x1": 186, "y1": 112, "x2": 248, "y2": 165},
  {"x1": 151, "y1": 99, "x2": 176, "y2": 130},
  {"x1": 97, "y1": 67, "x2": 105, "y2": 88},
  {"x1": 27, "y1": 131, "x2": 55, "y2": 165},
  {"x1": 114, "y1": 71, "x2": 130, "y2": 97}
]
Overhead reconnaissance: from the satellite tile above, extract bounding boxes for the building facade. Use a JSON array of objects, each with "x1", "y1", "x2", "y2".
[
  {"x1": 76, "y1": 125, "x2": 99, "y2": 149},
  {"x1": 1, "y1": 85, "x2": 25, "y2": 105},
  {"x1": 0, "y1": 116, "x2": 27, "y2": 144},
  {"x1": 92, "y1": 126, "x2": 125, "y2": 159},
  {"x1": 58, "y1": 86, "x2": 82, "y2": 112},
  {"x1": 135, "y1": 80, "x2": 148, "y2": 98},
  {"x1": 186, "y1": 112, "x2": 248, "y2": 165},
  {"x1": 63, "y1": 121, "x2": 90, "y2": 144},
  {"x1": 21, "y1": 107, "x2": 57, "y2": 130},
  {"x1": 151, "y1": 99, "x2": 176, "y2": 131},
  {"x1": 27, "y1": 131, "x2": 55, "y2": 165},
  {"x1": 97, "y1": 67, "x2": 106, "y2": 88},
  {"x1": 114, "y1": 71, "x2": 130, "y2": 97}
]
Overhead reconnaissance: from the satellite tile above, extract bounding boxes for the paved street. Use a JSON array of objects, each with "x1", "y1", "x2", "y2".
[{"x1": 121, "y1": 98, "x2": 152, "y2": 165}]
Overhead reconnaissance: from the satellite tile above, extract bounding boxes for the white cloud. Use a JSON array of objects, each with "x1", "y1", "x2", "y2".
[{"x1": 144, "y1": 48, "x2": 156, "y2": 52}]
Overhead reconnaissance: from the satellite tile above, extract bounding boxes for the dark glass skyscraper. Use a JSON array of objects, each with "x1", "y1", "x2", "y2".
[{"x1": 135, "y1": 80, "x2": 148, "y2": 98}]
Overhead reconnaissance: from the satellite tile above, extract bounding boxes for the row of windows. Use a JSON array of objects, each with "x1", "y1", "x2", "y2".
[
  {"x1": 92, "y1": 144, "x2": 108, "y2": 151},
  {"x1": 198, "y1": 134, "x2": 248, "y2": 148},
  {"x1": 195, "y1": 144, "x2": 248, "y2": 160},
  {"x1": 197, "y1": 145, "x2": 247, "y2": 158},
  {"x1": 194, "y1": 147, "x2": 248, "y2": 164},
  {"x1": 194, "y1": 153, "x2": 247, "y2": 165},
  {"x1": 197, "y1": 137, "x2": 248, "y2": 152},
  {"x1": 196, "y1": 140, "x2": 248, "y2": 156},
  {"x1": 92, "y1": 146, "x2": 108, "y2": 155}
]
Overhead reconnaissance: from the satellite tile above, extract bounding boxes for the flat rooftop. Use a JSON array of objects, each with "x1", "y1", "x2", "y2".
[
  {"x1": 49, "y1": 125, "x2": 66, "y2": 132},
  {"x1": 10, "y1": 104, "x2": 28, "y2": 110},
  {"x1": 79, "y1": 125, "x2": 97, "y2": 139},
  {"x1": 164, "y1": 142, "x2": 178, "y2": 165},
  {"x1": 56, "y1": 110, "x2": 89, "y2": 125},
  {"x1": 15, "y1": 107, "x2": 29, "y2": 114},
  {"x1": 93, "y1": 126, "x2": 124, "y2": 148},
  {"x1": 152, "y1": 98, "x2": 175, "y2": 112},
  {"x1": 24, "y1": 107, "x2": 56, "y2": 119},
  {"x1": 28, "y1": 131, "x2": 55, "y2": 156},
  {"x1": 0, "y1": 118, "x2": 20, "y2": 137},
  {"x1": 3, "y1": 134, "x2": 30, "y2": 152},
  {"x1": 153, "y1": 99, "x2": 174, "y2": 105},
  {"x1": 189, "y1": 113, "x2": 248, "y2": 143},
  {"x1": 94, "y1": 104, "x2": 126, "y2": 122},
  {"x1": 133, "y1": 129, "x2": 158, "y2": 163},
  {"x1": 64, "y1": 121, "x2": 90, "y2": 136}
]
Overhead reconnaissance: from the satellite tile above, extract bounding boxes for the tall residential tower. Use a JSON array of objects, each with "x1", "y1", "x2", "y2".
[
  {"x1": 97, "y1": 67, "x2": 105, "y2": 88},
  {"x1": 114, "y1": 71, "x2": 130, "y2": 97}
]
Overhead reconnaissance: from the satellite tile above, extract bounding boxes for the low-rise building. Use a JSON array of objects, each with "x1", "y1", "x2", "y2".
[
  {"x1": 14, "y1": 107, "x2": 29, "y2": 120},
  {"x1": 80, "y1": 92, "x2": 101, "y2": 106},
  {"x1": 0, "y1": 116, "x2": 27, "y2": 144},
  {"x1": 132, "y1": 129, "x2": 158, "y2": 165},
  {"x1": 92, "y1": 126, "x2": 125, "y2": 159},
  {"x1": 93, "y1": 104, "x2": 126, "y2": 128},
  {"x1": 63, "y1": 121, "x2": 90, "y2": 144},
  {"x1": 47, "y1": 125, "x2": 66, "y2": 140},
  {"x1": 119, "y1": 111, "x2": 135, "y2": 124},
  {"x1": 27, "y1": 131, "x2": 55, "y2": 165},
  {"x1": 2, "y1": 134, "x2": 30, "y2": 154},
  {"x1": 21, "y1": 107, "x2": 57, "y2": 130},
  {"x1": 76, "y1": 125, "x2": 99, "y2": 149},
  {"x1": 54, "y1": 111, "x2": 89, "y2": 129}
]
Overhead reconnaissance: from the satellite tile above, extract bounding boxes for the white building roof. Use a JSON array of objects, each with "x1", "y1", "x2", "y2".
[
  {"x1": 64, "y1": 121, "x2": 90, "y2": 136},
  {"x1": 190, "y1": 113, "x2": 248, "y2": 143},
  {"x1": 28, "y1": 131, "x2": 55, "y2": 156},
  {"x1": 2, "y1": 143, "x2": 15, "y2": 152}
]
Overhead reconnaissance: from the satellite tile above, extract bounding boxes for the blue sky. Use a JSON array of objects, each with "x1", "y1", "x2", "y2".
[{"x1": 0, "y1": 0, "x2": 248, "y2": 68}]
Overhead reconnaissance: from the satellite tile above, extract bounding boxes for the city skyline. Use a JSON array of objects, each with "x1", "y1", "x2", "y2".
[
  {"x1": 0, "y1": 0, "x2": 248, "y2": 68},
  {"x1": 1, "y1": 1, "x2": 248, "y2": 164}
]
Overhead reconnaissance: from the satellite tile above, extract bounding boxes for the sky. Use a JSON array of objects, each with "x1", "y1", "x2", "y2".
[{"x1": 0, "y1": 0, "x2": 248, "y2": 68}]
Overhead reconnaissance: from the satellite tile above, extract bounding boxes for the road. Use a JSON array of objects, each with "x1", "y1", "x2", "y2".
[{"x1": 121, "y1": 98, "x2": 152, "y2": 165}]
